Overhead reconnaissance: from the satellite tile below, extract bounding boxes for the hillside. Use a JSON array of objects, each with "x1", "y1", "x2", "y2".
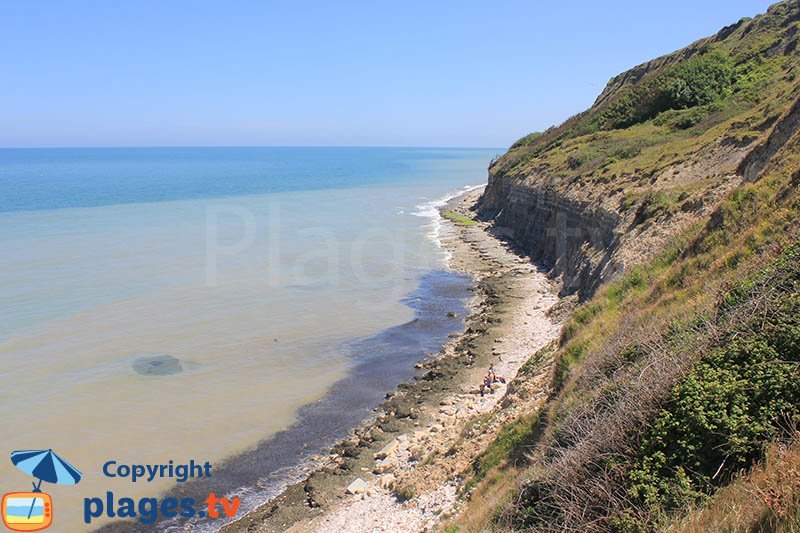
[
  {"x1": 478, "y1": 0, "x2": 800, "y2": 299},
  {"x1": 448, "y1": 2, "x2": 800, "y2": 531}
]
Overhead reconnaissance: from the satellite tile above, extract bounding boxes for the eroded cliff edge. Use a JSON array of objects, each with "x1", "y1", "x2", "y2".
[
  {"x1": 447, "y1": 3, "x2": 800, "y2": 531},
  {"x1": 476, "y1": 0, "x2": 800, "y2": 300}
]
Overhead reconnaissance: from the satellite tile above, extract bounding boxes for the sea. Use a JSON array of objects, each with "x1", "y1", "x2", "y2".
[{"x1": 0, "y1": 147, "x2": 496, "y2": 531}]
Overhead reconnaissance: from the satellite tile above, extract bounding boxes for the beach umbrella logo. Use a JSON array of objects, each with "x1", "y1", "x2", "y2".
[{"x1": 2, "y1": 449, "x2": 82, "y2": 532}]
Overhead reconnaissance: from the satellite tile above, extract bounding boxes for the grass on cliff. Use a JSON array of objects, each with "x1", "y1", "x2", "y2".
[
  {"x1": 530, "y1": 126, "x2": 800, "y2": 528},
  {"x1": 442, "y1": 211, "x2": 476, "y2": 226},
  {"x1": 447, "y1": 77, "x2": 800, "y2": 533},
  {"x1": 442, "y1": 5, "x2": 800, "y2": 531},
  {"x1": 598, "y1": 51, "x2": 735, "y2": 130},
  {"x1": 498, "y1": 3, "x2": 800, "y2": 224},
  {"x1": 451, "y1": 173, "x2": 799, "y2": 533},
  {"x1": 618, "y1": 243, "x2": 800, "y2": 530},
  {"x1": 668, "y1": 434, "x2": 800, "y2": 532},
  {"x1": 467, "y1": 413, "x2": 540, "y2": 489}
]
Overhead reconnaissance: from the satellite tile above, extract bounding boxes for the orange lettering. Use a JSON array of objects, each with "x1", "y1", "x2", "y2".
[
  {"x1": 205, "y1": 493, "x2": 219, "y2": 518},
  {"x1": 220, "y1": 497, "x2": 241, "y2": 518}
]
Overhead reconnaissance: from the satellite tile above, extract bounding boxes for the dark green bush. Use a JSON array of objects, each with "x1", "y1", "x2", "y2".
[
  {"x1": 601, "y1": 52, "x2": 733, "y2": 130},
  {"x1": 627, "y1": 244, "x2": 800, "y2": 516},
  {"x1": 601, "y1": 87, "x2": 661, "y2": 130},
  {"x1": 733, "y1": 56, "x2": 780, "y2": 102},
  {"x1": 659, "y1": 52, "x2": 733, "y2": 109},
  {"x1": 510, "y1": 131, "x2": 545, "y2": 149},
  {"x1": 653, "y1": 102, "x2": 725, "y2": 130}
]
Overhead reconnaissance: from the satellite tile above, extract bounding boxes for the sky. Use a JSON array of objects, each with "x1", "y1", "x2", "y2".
[{"x1": 0, "y1": 1, "x2": 778, "y2": 148}]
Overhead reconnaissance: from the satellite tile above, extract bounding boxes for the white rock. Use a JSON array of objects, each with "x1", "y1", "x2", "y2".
[
  {"x1": 373, "y1": 459, "x2": 394, "y2": 474},
  {"x1": 374, "y1": 439, "x2": 400, "y2": 460},
  {"x1": 346, "y1": 477, "x2": 369, "y2": 495},
  {"x1": 378, "y1": 474, "x2": 396, "y2": 490}
]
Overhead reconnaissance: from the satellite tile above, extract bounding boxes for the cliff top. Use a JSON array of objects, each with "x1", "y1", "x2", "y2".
[{"x1": 491, "y1": 0, "x2": 800, "y2": 220}]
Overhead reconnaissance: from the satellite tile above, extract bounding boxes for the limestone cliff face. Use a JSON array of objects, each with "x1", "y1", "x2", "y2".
[
  {"x1": 477, "y1": 175, "x2": 622, "y2": 299},
  {"x1": 476, "y1": 1, "x2": 800, "y2": 300}
]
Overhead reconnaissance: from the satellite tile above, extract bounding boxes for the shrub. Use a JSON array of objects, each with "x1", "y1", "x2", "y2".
[
  {"x1": 395, "y1": 485, "x2": 416, "y2": 502},
  {"x1": 601, "y1": 52, "x2": 733, "y2": 130},
  {"x1": 510, "y1": 131, "x2": 545, "y2": 149},
  {"x1": 658, "y1": 52, "x2": 733, "y2": 109},
  {"x1": 653, "y1": 102, "x2": 725, "y2": 130},
  {"x1": 626, "y1": 244, "x2": 800, "y2": 518},
  {"x1": 733, "y1": 57, "x2": 780, "y2": 102}
]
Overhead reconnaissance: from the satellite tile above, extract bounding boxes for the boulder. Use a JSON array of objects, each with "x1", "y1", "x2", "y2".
[
  {"x1": 346, "y1": 477, "x2": 369, "y2": 495},
  {"x1": 378, "y1": 474, "x2": 396, "y2": 490},
  {"x1": 374, "y1": 439, "x2": 400, "y2": 460},
  {"x1": 372, "y1": 459, "x2": 394, "y2": 474}
]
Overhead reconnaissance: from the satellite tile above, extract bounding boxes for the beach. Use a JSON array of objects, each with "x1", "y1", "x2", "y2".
[
  {"x1": 1, "y1": 150, "x2": 562, "y2": 532},
  {"x1": 7, "y1": 2, "x2": 798, "y2": 530},
  {"x1": 0, "y1": 147, "x2": 496, "y2": 532},
  {"x1": 221, "y1": 186, "x2": 565, "y2": 532}
]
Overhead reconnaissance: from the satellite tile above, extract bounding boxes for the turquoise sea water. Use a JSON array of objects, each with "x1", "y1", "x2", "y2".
[
  {"x1": 0, "y1": 147, "x2": 489, "y2": 213},
  {"x1": 0, "y1": 147, "x2": 495, "y2": 531}
]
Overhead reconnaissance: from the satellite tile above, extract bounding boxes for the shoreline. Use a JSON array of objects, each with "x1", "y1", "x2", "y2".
[
  {"x1": 221, "y1": 186, "x2": 564, "y2": 532},
  {"x1": 95, "y1": 271, "x2": 473, "y2": 533}
]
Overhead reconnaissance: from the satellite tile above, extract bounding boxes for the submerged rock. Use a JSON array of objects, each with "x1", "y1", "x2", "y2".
[{"x1": 132, "y1": 354, "x2": 182, "y2": 376}]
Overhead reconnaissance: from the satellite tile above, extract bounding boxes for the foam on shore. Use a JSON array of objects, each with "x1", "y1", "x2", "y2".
[{"x1": 410, "y1": 184, "x2": 484, "y2": 267}]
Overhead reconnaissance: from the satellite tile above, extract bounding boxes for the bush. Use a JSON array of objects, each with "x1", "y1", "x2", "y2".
[
  {"x1": 510, "y1": 131, "x2": 545, "y2": 149},
  {"x1": 659, "y1": 52, "x2": 733, "y2": 109},
  {"x1": 629, "y1": 340, "x2": 800, "y2": 509},
  {"x1": 395, "y1": 485, "x2": 416, "y2": 502},
  {"x1": 733, "y1": 57, "x2": 779, "y2": 102},
  {"x1": 601, "y1": 52, "x2": 733, "y2": 130},
  {"x1": 626, "y1": 244, "x2": 800, "y2": 518},
  {"x1": 653, "y1": 102, "x2": 724, "y2": 130}
]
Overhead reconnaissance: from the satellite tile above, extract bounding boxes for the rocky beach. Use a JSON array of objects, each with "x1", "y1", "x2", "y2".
[{"x1": 222, "y1": 186, "x2": 565, "y2": 532}]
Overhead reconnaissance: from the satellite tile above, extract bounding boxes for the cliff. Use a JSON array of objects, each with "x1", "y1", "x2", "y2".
[
  {"x1": 477, "y1": 0, "x2": 800, "y2": 300},
  {"x1": 449, "y1": 2, "x2": 800, "y2": 531}
]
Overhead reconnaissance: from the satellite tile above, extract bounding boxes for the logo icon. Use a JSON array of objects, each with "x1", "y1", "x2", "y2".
[{"x1": 2, "y1": 449, "x2": 82, "y2": 532}]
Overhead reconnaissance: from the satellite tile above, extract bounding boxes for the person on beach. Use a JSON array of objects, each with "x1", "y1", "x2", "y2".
[{"x1": 480, "y1": 364, "x2": 506, "y2": 396}]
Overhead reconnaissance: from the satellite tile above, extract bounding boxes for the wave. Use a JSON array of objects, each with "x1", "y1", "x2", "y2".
[{"x1": 410, "y1": 184, "x2": 484, "y2": 267}]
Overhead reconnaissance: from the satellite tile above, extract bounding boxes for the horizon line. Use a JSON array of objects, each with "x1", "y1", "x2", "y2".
[{"x1": 0, "y1": 144, "x2": 506, "y2": 151}]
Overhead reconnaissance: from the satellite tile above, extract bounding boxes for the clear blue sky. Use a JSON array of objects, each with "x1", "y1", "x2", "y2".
[{"x1": 0, "y1": 1, "x2": 777, "y2": 148}]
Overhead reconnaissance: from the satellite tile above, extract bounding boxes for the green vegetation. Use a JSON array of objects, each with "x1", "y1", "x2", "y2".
[
  {"x1": 442, "y1": 210, "x2": 476, "y2": 226},
  {"x1": 469, "y1": 414, "x2": 540, "y2": 484},
  {"x1": 496, "y1": 169, "x2": 800, "y2": 532},
  {"x1": 395, "y1": 485, "x2": 416, "y2": 502},
  {"x1": 627, "y1": 245, "x2": 800, "y2": 525},
  {"x1": 652, "y1": 101, "x2": 725, "y2": 130},
  {"x1": 509, "y1": 131, "x2": 546, "y2": 149},
  {"x1": 600, "y1": 52, "x2": 734, "y2": 130},
  {"x1": 518, "y1": 342, "x2": 554, "y2": 375},
  {"x1": 449, "y1": 4, "x2": 800, "y2": 531},
  {"x1": 669, "y1": 436, "x2": 800, "y2": 531},
  {"x1": 490, "y1": 1, "x2": 800, "y2": 234}
]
